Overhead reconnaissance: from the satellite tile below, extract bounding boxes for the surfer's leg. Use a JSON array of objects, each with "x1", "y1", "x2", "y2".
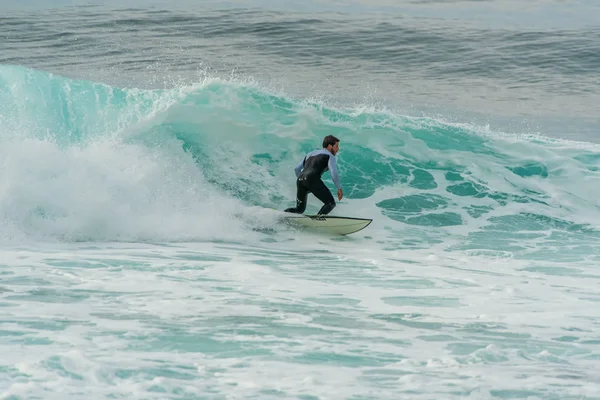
[
  {"x1": 317, "y1": 202, "x2": 335, "y2": 215},
  {"x1": 284, "y1": 179, "x2": 308, "y2": 213},
  {"x1": 310, "y1": 179, "x2": 336, "y2": 215}
]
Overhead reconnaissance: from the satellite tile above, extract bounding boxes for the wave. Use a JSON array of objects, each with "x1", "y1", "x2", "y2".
[{"x1": 2, "y1": 65, "x2": 600, "y2": 254}]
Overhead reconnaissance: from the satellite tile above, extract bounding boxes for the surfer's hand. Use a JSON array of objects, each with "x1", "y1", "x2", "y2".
[{"x1": 337, "y1": 189, "x2": 343, "y2": 201}]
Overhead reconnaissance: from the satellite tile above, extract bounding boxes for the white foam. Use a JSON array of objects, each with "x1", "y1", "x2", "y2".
[
  {"x1": 2, "y1": 240, "x2": 600, "y2": 399},
  {"x1": 0, "y1": 135, "x2": 254, "y2": 243}
]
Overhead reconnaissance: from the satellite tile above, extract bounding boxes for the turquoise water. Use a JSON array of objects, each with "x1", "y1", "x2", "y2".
[{"x1": 1, "y1": 1, "x2": 600, "y2": 399}]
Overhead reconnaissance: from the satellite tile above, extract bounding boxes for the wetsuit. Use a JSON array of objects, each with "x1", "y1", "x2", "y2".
[{"x1": 284, "y1": 148, "x2": 342, "y2": 215}]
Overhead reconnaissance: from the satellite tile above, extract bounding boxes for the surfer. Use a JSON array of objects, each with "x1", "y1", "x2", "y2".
[{"x1": 284, "y1": 135, "x2": 343, "y2": 215}]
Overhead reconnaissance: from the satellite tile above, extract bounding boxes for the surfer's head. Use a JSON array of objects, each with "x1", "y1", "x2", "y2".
[{"x1": 323, "y1": 135, "x2": 340, "y2": 155}]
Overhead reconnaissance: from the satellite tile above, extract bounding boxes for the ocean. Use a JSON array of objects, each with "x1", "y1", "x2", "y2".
[{"x1": 1, "y1": 0, "x2": 600, "y2": 399}]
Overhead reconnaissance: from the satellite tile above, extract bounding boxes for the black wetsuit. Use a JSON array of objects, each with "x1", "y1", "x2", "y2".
[{"x1": 284, "y1": 148, "x2": 342, "y2": 215}]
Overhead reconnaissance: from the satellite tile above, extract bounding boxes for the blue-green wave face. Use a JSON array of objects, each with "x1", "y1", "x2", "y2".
[{"x1": 2, "y1": 65, "x2": 600, "y2": 258}]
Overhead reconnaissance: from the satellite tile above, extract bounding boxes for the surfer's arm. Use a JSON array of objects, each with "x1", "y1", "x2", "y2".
[
  {"x1": 294, "y1": 157, "x2": 305, "y2": 177},
  {"x1": 328, "y1": 155, "x2": 342, "y2": 190}
]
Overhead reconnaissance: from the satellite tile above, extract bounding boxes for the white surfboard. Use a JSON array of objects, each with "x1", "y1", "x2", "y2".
[{"x1": 281, "y1": 214, "x2": 372, "y2": 235}]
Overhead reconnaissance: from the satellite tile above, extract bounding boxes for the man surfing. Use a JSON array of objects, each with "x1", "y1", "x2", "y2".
[{"x1": 284, "y1": 135, "x2": 343, "y2": 216}]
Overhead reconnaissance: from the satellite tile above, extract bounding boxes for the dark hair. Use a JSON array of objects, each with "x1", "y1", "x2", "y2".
[{"x1": 322, "y1": 135, "x2": 340, "y2": 148}]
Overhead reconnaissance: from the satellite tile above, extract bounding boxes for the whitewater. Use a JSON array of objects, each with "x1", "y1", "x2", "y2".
[{"x1": 2, "y1": 2, "x2": 600, "y2": 399}]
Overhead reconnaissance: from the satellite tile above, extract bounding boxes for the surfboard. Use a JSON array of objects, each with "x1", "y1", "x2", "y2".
[{"x1": 281, "y1": 214, "x2": 372, "y2": 235}]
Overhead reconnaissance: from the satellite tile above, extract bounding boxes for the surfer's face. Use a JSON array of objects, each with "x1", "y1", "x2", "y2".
[{"x1": 330, "y1": 141, "x2": 340, "y2": 155}]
